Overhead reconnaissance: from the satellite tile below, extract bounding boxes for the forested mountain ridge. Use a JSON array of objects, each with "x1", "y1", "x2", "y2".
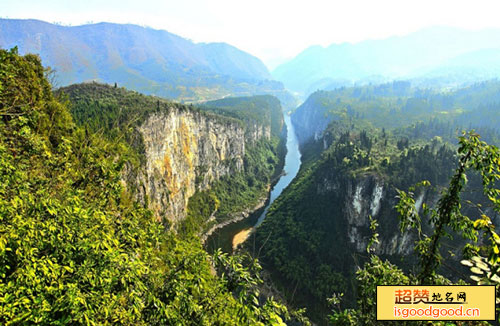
[
  {"x1": 0, "y1": 47, "x2": 312, "y2": 325},
  {"x1": 202, "y1": 95, "x2": 285, "y2": 138},
  {"x1": 249, "y1": 78, "x2": 500, "y2": 324},
  {"x1": 292, "y1": 80, "x2": 500, "y2": 146},
  {"x1": 59, "y1": 82, "x2": 286, "y2": 233},
  {"x1": 0, "y1": 18, "x2": 296, "y2": 105},
  {"x1": 252, "y1": 123, "x2": 499, "y2": 324},
  {"x1": 3, "y1": 15, "x2": 500, "y2": 326}
]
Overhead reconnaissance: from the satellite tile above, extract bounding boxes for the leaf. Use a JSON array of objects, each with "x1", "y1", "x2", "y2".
[
  {"x1": 475, "y1": 261, "x2": 490, "y2": 272},
  {"x1": 470, "y1": 267, "x2": 484, "y2": 275},
  {"x1": 490, "y1": 274, "x2": 500, "y2": 283},
  {"x1": 460, "y1": 260, "x2": 473, "y2": 267}
]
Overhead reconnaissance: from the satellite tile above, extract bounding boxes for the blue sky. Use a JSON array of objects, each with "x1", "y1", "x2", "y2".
[{"x1": 3, "y1": 0, "x2": 500, "y2": 69}]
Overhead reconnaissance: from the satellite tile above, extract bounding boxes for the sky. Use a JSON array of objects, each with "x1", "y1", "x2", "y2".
[{"x1": 3, "y1": 0, "x2": 500, "y2": 69}]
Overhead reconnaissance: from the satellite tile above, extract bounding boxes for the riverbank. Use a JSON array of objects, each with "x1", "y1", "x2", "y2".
[
  {"x1": 201, "y1": 164, "x2": 286, "y2": 245},
  {"x1": 204, "y1": 114, "x2": 301, "y2": 253},
  {"x1": 200, "y1": 190, "x2": 269, "y2": 244}
]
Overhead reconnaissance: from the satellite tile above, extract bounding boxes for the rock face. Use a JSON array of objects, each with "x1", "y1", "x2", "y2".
[
  {"x1": 316, "y1": 171, "x2": 420, "y2": 257},
  {"x1": 133, "y1": 108, "x2": 271, "y2": 224},
  {"x1": 291, "y1": 94, "x2": 334, "y2": 145},
  {"x1": 60, "y1": 83, "x2": 282, "y2": 226}
]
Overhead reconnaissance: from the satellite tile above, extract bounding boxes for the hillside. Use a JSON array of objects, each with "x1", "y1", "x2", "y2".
[
  {"x1": 248, "y1": 80, "x2": 500, "y2": 324},
  {"x1": 202, "y1": 95, "x2": 285, "y2": 138},
  {"x1": 59, "y1": 83, "x2": 286, "y2": 234},
  {"x1": 291, "y1": 80, "x2": 500, "y2": 146},
  {"x1": 0, "y1": 46, "x2": 311, "y2": 326},
  {"x1": 0, "y1": 19, "x2": 295, "y2": 104}
]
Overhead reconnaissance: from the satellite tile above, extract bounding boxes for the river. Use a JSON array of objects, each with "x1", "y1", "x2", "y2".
[{"x1": 206, "y1": 113, "x2": 302, "y2": 253}]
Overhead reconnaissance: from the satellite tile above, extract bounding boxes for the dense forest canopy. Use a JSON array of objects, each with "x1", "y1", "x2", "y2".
[
  {"x1": 59, "y1": 82, "x2": 287, "y2": 236},
  {"x1": 292, "y1": 80, "x2": 500, "y2": 148},
  {"x1": 0, "y1": 48, "x2": 309, "y2": 325}
]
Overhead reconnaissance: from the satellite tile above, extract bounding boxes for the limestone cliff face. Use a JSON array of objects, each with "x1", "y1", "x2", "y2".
[
  {"x1": 131, "y1": 108, "x2": 271, "y2": 224},
  {"x1": 61, "y1": 83, "x2": 282, "y2": 225},
  {"x1": 291, "y1": 96, "x2": 333, "y2": 145},
  {"x1": 316, "y1": 173, "x2": 431, "y2": 258}
]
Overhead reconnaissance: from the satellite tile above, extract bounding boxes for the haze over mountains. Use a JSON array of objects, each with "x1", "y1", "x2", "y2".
[
  {"x1": 0, "y1": 18, "x2": 292, "y2": 103},
  {"x1": 273, "y1": 26, "x2": 500, "y2": 96},
  {"x1": 4, "y1": 19, "x2": 500, "y2": 105}
]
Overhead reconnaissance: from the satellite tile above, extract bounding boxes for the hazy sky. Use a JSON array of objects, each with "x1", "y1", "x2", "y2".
[{"x1": 3, "y1": 0, "x2": 500, "y2": 69}]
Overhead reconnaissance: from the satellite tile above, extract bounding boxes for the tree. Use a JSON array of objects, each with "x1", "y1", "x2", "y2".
[{"x1": 329, "y1": 131, "x2": 500, "y2": 325}]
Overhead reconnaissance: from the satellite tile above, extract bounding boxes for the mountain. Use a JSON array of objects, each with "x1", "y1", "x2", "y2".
[
  {"x1": 291, "y1": 80, "x2": 500, "y2": 146},
  {"x1": 0, "y1": 18, "x2": 293, "y2": 103},
  {"x1": 272, "y1": 26, "x2": 500, "y2": 96},
  {"x1": 250, "y1": 81, "x2": 500, "y2": 323},
  {"x1": 0, "y1": 48, "x2": 309, "y2": 325},
  {"x1": 60, "y1": 82, "x2": 285, "y2": 229},
  {"x1": 412, "y1": 48, "x2": 500, "y2": 87}
]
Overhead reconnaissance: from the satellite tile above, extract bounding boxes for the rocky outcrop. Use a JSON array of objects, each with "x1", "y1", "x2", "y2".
[
  {"x1": 131, "y1": 108, "x2": 270, "y2": 224},
  {"x1": 291, "y1": 92, "x2": 340, "y2": 145},
  {"x1": 317, "y1": 172, "x2": 431, "y2": 257}
]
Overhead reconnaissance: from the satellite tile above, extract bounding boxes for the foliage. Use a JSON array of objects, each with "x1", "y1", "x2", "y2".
[
  {"x1": 59, "y1": 82, "x2": 240, "y2": 158},
  {"x1": 213, "y1": 249, "x2": 311, "y2": 326},
  {"x1": 0, "y1": 48, "x2": 297, "y2": 325},
  {"x1": 330, "y1": 131, "x2": 500, "y2": 325},
  {"x1": 295, "y1": 80, "x2": 500, "y2": 145},
  {"x1": 256, "y1": 74, "x2": 500, "y2": 325},
  {"x1": 202, "y1": 95, "x2": 284, "y2": 138},
  {"x1": 252, "y1": 121, "x2": 491, "y2": 323},
  {"x1": 181, "y1": 132, "x2": 283, "y2": 235},
  {"x1": 61, "y1": 82, "x2": 286, "y2": 237}
]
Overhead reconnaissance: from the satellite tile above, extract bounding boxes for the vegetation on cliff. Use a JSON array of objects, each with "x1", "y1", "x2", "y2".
[
  {"x1": 292, "y1": 80, "x2": 500, "y2": 146},
  {"x1": 251, "y1": 124, "x2": 462, "y2": 320},
  {"x1": 329, "y1": 132, "x2": 500, "y2": 326},
  {"x1": 59, "y1": 82, "x2": 286, "y2": 235},
  {"x1": 202, "y1": 95, "x2": 284, "y2": 138},
  {"x1": 252, "y1": 83, "x2": 500, "y2": 323},
  {"x1": 184, "y1": 95, "x2": 287, "y2": 233},
  {"x1": 59, "y1": 82, "x2": 240, "y2": 158}
]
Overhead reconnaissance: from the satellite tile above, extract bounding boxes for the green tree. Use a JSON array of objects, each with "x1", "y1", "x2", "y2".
[{"x1": 329, "y1": 131, "x2": 500, "y2": 325}]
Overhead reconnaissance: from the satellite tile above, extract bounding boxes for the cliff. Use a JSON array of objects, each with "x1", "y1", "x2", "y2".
[
  {"x1": 61, "y1": 83, "x2": 283, "y2": 226},
  {"x1": 291, "y1": 92, "x2": 335, "y2": 145},
  {"x1": 135, "y1": 108, "x2": 266, "y2": 223},
  {"x1": 317, "y1": 173, "x2": 416, "y2": 256},
  {"x1": 249, "y1": 123, "x2": 477, "y2": 322},
  {"x1": 0, "y1": 48, "x2": 301, "y2": 326}
]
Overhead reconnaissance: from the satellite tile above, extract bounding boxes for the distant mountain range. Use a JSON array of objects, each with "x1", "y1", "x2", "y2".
[
  {"x1": 0, "y1": 19, "x2": 294, "y2": 104},
  {"x1": 272, "y1": 26, "x2": 500, "y2": 96},
  {"x1": 5, "y1": 20, "x2": 499, "y2": 104}
]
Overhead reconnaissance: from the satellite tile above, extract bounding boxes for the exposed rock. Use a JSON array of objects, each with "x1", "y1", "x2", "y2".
[
  {"x1": 129, "y1": 107, "x2": 270, "y2": 224},
  {"x1": 316, "y1": 172, "x2": 422, "y2": 257},
  {"x1": 291, "y1": 96, "x2": 334, "y2": 145}
]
